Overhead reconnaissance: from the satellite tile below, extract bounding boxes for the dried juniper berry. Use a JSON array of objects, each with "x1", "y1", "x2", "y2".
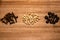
[
  {"x1": 46, "y1": 20, "x2": 49, "y2": 24},
  {"x1": 45, "y1": 16, "x2": 48, "y2": 19}
]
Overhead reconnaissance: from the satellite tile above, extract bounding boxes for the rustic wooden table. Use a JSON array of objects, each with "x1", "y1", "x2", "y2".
[{"x1": 0, "y1": 0, "x2": 60, "y2": 40}]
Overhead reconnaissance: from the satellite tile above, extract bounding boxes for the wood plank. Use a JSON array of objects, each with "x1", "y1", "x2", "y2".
[{"x1": 0, "y1": 0, "x2": 60, "y2": 40}]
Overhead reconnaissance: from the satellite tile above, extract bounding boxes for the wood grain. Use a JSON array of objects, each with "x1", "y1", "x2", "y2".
[{"x1": 0, "y1": 0, "x2": 60, "y2": 40}]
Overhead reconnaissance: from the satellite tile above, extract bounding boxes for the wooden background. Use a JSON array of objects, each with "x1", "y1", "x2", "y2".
[{"x1": 0, "y1": 0, "x2": 60, "y2": 40}]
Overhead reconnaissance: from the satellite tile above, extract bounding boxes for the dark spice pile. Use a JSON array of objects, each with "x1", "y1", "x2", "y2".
[
  {"x1": 0, "y1": 12, "x2": 18, "y2": 25},
  {"x1": 45, "y1": 12, "x2": 59, "y2": 24}
]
